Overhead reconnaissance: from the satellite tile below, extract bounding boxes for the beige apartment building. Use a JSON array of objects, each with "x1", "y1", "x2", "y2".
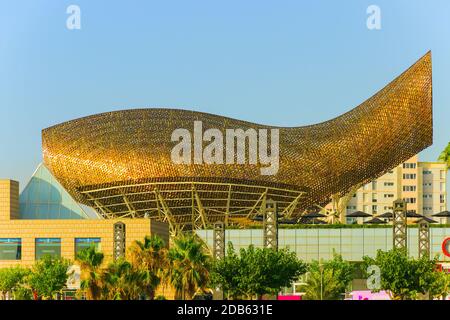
[{"x1": 342, "y1": 155, "x2": 447, "y2": 222}]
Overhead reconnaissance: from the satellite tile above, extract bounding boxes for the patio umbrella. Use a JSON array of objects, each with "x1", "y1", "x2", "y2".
[
  {"x1": 406, "y1": 211, "x2": 422, "y2": 218},
  {"x1": 346, "y1": 211, "x2": 372, "y2": 218},
  {"x1": 414, "y1": 216, "x2": 438, "y2": 224},
  {"x1": 432, "y1": 210, "x2": 450, "y2": 217},
  {"x1": 364, "y1": 217, "x2": 387, "y2": 224},
  {"x1": 278, "y1": 218, "x2": 297, "y2": 225},
  {"x1": 377, "y1": 212, "x2": 393, "y2": 218},
  {"x1": 303, "y1": 211, "x2": 327, "y2": 218},
  {"x1": 309, "y1": 218, "x2": 327, "y2": 225}
]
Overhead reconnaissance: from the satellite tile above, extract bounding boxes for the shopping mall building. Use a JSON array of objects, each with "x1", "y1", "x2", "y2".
[{"x1": 0, "y1": 51, "x2": 449, "y2": 270}]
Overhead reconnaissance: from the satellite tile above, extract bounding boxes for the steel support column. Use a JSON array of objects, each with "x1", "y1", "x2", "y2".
[
  {"x1": 263, "y1": 199, "x2": 278, "y2": 250},
  {"x1": 213, "y1": 221, "x2": 225, "y2": 260},
  {"x1": 113, "y1": 221, "x2": 126, "y2": 261},
  {"x1": 393, "y1": 199, "x2": 407, "y2": 250}
]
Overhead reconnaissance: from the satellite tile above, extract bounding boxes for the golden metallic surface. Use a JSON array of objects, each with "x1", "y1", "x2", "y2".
[{"x1": 42, "y1": 52, "x2": 432, "y2": 226}]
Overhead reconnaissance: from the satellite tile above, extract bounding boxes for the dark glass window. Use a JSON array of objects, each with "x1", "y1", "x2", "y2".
[
  {"x1": 0, "y1": 238, "x2": 22, "y2": 260},
  {"x1": 75, "y1": 238, "x2": 101, "y2": 257},
  {"x1": 35, "y1": 238, "x2": 61, "y2": 260}
]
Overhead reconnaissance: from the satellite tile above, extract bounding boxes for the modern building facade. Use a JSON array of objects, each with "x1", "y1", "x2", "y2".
[
  {"x1": 337, "y1": 155, "x2": 447, "y2": 222},
  {"x1": 0, "y1": 179, "x2": 169, "y2": 268}
]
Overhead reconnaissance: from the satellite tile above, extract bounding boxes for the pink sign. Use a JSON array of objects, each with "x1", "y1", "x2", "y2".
[
  {"x1": 350, "y1": 290, "x2": 390, "y2": 300},
  {"x1": 278, "y1": 295, "x2": 302, "y2": 300}
]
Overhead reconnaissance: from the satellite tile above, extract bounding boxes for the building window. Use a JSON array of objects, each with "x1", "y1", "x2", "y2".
[
  {"x1": 441, "y1": 194, "x2": 446, "y2": 204},
  {"x1": 372, "y1": 205, "x2": 378, "y2": 212},
  {"x1": 423, "y1": 182, "x2": 432, "y2": 187},
  {"x1": 388, "y1": 170, "x2": 394, "y2": 174},
  {"x1": 423, "y1": 207, "x2": 432, "y2": 211},
  {"x1": 35, "y1": 238, "x2": 61, "y2": 260},
  {"x1": 0, "y1": 238, "x2": 22, "y2": 260},
  {"x1": 403, "y1": 174, "x2": 416, "y2": 179},
  {"x1": 403, "y1": 186, "x2": 416, "y2": 192},
  {"x1": 423, "y1": 194, "x2": 433, "y2": 199},
  {"x1": 372, "y1": 181, "x2": 377, "y2": 190},
  {"x1": 75, "y1": 238, "x2": 101, "y2": 257},
  {"x1": 423, "y1": 170, "x2": 432, "y2": 175},
  {"x1": 403, "y1": 198, "x2": 416, "y2": 204},
  {"x1": 384, "y1": 182, "x2": 394, "y2": 186},
  {"x1": 403, "y1": 163, "x2": 416, "y2": 169},
  {"x1": 384, "y1": 194, "x2": 394, "y2": 198}
]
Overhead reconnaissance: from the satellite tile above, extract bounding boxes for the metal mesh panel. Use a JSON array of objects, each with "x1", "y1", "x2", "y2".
[{"x1": 42, "y1": 53, "x2": 433, "y2": 227}]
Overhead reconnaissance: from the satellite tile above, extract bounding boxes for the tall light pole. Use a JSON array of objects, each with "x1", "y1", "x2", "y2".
[{"x1": 319, "y1": 263, "x2": 324, "y2": 301}]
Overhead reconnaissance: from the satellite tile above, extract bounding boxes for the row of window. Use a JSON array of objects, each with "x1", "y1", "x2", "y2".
[
  {"x1": 403, "y1": 197, "x2": 417, "y2": 204},
  {"x1": 403, "y1": 185, "x2": 416, "y2": 192},
  {"x1": 0, "y1": 238, "x2": 101, "y2": 261},
  {"x1": 423, "y1": 170, "x2": 446, "y2": 179},
  {"x1": 403, "y1": 163, "x2": 417, "y2": 169},
  {"x1": 403, "y1": 173, "x2": 416, "y2": 179}
]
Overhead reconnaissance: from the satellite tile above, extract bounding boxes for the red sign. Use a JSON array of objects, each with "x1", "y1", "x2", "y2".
[{"x1": 442, "y1": 237, "x2": 450, "y2": 258}]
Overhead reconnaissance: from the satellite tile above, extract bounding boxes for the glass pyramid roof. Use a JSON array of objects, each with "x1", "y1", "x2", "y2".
[{"x1": 19, "y1": 163, "x2": 99, "y2": 219}]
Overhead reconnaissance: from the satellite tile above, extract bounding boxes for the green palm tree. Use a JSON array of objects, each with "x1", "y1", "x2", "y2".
[
  {"x1": 101, "y1": 259, "x2": 146, "y2": 300},
  {"x1": 75, "y1": 245, "x2": 104, "y2": 300},
  {"x1": 438, "y1": 141, "x2": 450, "y2": 169},
  {"x1": 129, "y1": 235, "x2": 168, "y2": 299},
  {"x1": 167, "y1": 234, "x2": 211, "y2": 300}
]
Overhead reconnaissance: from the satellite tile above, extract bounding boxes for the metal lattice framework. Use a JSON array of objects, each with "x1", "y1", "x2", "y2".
[
  {"x1": 263, "y1": 199, "x2": 278, "y2": 250},
  {"x1": 213, "y1": 221, "x2": 225, "y2": 260},
  {"x1": 393, "y1": 199, "x2": 407, "y2": 250},
  {"x1": 113, "y1": 222, "x2": 126, "y2": 261},
  {"x1": 418, "y1": 221, "x2": 430, "y2": 259},
  {"x1": 42, "y1": 52, "x2": 433, "y2": 228}
]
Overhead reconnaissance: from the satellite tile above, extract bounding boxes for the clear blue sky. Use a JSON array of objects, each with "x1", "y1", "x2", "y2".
[{"x1": 0, "y1": 0, "x2": 449, "y2": 188}]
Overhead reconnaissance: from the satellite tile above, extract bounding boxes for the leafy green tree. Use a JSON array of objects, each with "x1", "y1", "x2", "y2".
[
  {"x1": 167, "y1": 234, "x2": 211, "y2": 300},
  {"x1": 438, "y1": 141, "x2": 450, "y2": 169},
  {"x1": 211, "y1": 243, "x2": 306, "y2": 299},
  {"x1": 363, "y1": 248, "x2": 439, "y2": 300},
  {"x1": 301, "y1": 253, "x2": 353, "y2": 300},
  {"x1": 12, "y1": 286, "x2": 33, "y2": 300},
  {"x1": 428, "y1": 269, "x2": 450, "y2": 300},
  {"x1": 75, "y1": 244, "x2": 105, "y2": 300},
  {"x1": 0, "y1": 266, "x2": 31, "y2": 300},
  {"x1": 210, "y1": 243, "x2": 242, "y2": 299},
  {"x1": 28, "y1": 255, "x2": 71, "y2": 300},
  {"x1": 129, "y1": 235, "x2": 168, "y2": 299}
]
